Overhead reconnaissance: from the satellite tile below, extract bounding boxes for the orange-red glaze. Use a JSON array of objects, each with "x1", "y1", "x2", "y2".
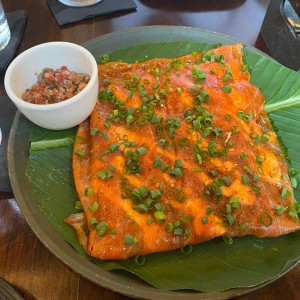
[{"x1": 66, "y1": 44, "x2": 300, "y2": 260}]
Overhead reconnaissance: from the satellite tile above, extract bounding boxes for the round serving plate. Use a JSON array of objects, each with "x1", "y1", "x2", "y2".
[{"x1": 7, "y1": 26, "x2": 299, "y2": 300}]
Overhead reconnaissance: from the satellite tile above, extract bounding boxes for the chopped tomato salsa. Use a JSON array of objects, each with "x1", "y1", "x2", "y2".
[{"x1": 22, "y1": 66, "x2": 90, "y2": 104}]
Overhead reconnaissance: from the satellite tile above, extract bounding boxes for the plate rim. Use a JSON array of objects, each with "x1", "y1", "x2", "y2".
[{"x1": 7, "y1": 25, "x2": 297, "y2": 300}]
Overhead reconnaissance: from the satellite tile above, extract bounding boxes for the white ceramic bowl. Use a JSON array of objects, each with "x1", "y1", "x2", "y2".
[{"x1": 4, "y1": 41, "x2": 98, "y2": 130}]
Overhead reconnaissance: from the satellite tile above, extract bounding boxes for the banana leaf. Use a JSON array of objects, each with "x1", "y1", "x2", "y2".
[{"x1": 25, "y1": 40, "x2": 300, "y2": 292}]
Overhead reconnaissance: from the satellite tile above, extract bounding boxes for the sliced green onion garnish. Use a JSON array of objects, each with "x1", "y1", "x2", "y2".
[
  {"x1": 175, "y1": 188, "x2": 186, "y2": 203},
  {"x1": 280, "y1": 187, "x2": 291, "y2": 198},
  {"x1": 85, "y1": 187, "x2": 93, "y2": 196},
  {"x1": 226, "y1": 214, "x2": 236, "y2": 226},
  {"x1": 206, "y1": 207, "x2": 213, "y2": 215},
  {"x1": 90, "y1": 128, "x2": 100, "y2": 136},
  {"x1": 75, "y1": 201, "x2": 82, "y2": 210},
  {"x1": 89, "y1": 217, "x2": 98, "y2": 226},
  {"x1": 134, "y1": 255, "x2": 146, "y2": 265},
  {"x1": 102, "y1": 130, "x2": 109, "y2": 141},
  {"x1": 154, "y1": 211, "x2": 166, "y2": 223},
  {"x1": 173, "y1": 228, "x2": 184, "y2": 235},
  {"x1": 222, "y1": 176, "x2": 231, "y2": 186},
  {"x1": 109, "y1": 143, "x2": 120, "y2": 153},
  {"x1": 124, "y1": 234, "x2": 137, "y2": 245},
  {"x1": 165, "y1": 223, "x2": 174, "y2": 233},
  {"x1": 170, "y1": 167, "x2": 183, "y2": 178},
  {"x1": 135, "y1": 203, "x2": 148, "y2": 214},
  {"x1": 243, "y1": 166, "x2": 252, "y2": 175},
  {"x1": 237, "y1": 223, "x2": 249, "y2": 231},
  {"x1": 146, "y1": 218, "x2": 154, "y2": 225},
  {"x1": 275, "y1": 205, "x2": 286, "y2": 215},
  {"x1": 291, "y1": 177, "x2": 298, "y2": 189},
  {"x1": 89, "y1": 202, "x2": 98, "y2": 212},
  {"x1": 96, "y1": 170, "x2": 107, "y2": 180},
  {"x1": 136, "y1": 147, "x2": 147, "y2": 155},
  {"x1": 223, "y1": 236, "x2": 233, "y2": 244},
  {"x1": 239, "y1": 152, "x2": 248, "y2": 160},
  {"x1": 289, "y1": 168, "x2": 299, "y2": 177},
  {"x1": 222, "y1": 84, "x2": 232, "y2": 93},
  {"x1": 181, "y1": 244, "x2": 193, "y2": 254},
  {"x1": 75, "y1": 150, "x2": 85, "y2": 158},
  {"x1": 201, "y1": 217, "x2": 208, "y2": 224},
  {"x1": 160, "y1": 163, "x2": 169, "y2": 173},
  {"x1": 96, "y1": 221, "x2": 108, "y2": 236},
  {"x1": 253, "y1": 174, "x2": 260, "y2": 182},
  {"x1": 153, "y1": 156, "x2": 163, "y2": 168},
  {"x1": 107, "y1": 164, "x2": 117, "y2": 172},
  {"x1": 259, "y1": 211, "x2": 273, "y2": 227},
  {"x1": 241, "y1": 174, "x2": 250, "y2": 185}
]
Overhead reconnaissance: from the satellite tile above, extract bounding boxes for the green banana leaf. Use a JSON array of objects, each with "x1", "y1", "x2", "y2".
[{"x1": 26, "y1": 40, "x2": 300, "y2": 292}]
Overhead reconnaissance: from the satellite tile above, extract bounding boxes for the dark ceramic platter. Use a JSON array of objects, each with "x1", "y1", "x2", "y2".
[{"x1": 7, "y1": 26, "x2": 289, "y2": 300}]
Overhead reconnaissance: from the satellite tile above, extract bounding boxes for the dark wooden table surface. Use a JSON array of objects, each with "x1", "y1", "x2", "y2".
[{"x1": 1, "y1": 0, "x2": 300, "y2": 299}]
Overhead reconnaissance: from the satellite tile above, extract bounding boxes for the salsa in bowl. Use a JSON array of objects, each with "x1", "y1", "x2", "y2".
[{"x1": 4, "y1": 41, "x2": 98, "y2": 130}]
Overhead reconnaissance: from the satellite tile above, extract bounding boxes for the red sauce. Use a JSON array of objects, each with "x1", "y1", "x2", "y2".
[{"x1": 22, "y1": 66, "x2": 90, "y2": 104}]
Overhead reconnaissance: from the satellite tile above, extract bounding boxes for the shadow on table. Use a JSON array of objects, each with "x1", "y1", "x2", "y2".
[{"x1": 139, "y1": 0, "x2": 246, "y2": 12}]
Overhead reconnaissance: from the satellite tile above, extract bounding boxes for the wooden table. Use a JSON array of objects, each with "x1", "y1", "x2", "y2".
[{"x1": 1, "y1": 0, "x2": 299, "y2": 299}]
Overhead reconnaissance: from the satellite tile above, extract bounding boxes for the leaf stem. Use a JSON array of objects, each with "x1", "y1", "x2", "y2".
[
  {"x1": 265, "y1": 95, "x2": 300, "y2": 113},
  {"x1": 30, "y1": 137, "x2": 74, "y2": 151}
]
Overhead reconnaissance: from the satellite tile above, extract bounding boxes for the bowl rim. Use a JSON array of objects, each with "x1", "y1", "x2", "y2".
[{"x1": 4, "y1": 41, "x2": 98, "y2": 111}]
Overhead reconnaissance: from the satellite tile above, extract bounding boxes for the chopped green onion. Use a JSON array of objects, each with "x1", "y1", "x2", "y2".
[
  {"x1": 75, "y1": 201, "x2": 82, "y2": 210},
  {"x1": 124, "y1": 234, "x2": 137, "y2": 245},
  {"x1": 253, "y1": 174, "x2": 260, "y2": 182},
  {"x1": 89, "y1": 217, "x2": 97, "y2": 226},
  {"x1": 291, "y1": 177, "x2": 298, "y2": 189},
  {"x1": 153, "y1": 156, "x2": 163, "y2": 168},
  {"x1": 237, "y1": 223, "x2": 249, "y2": 231},
  {"x1": 280, "y1": 187, "x2": 291, "y2": 198},
  {"x1": 222, "y1": 176, "x2": 231, "y2": 186},
  {"x1": 107, "y1": 164, "x2": 117, "y2": 172},
  {"x1": 201, "y1": 217, "x2": 208, "y2": 224},
  {"x1": 206, "y1": 207, "x2": 213, "y2": 215},
  {"x1": 209, "y1": 170, "x2": 218, "y2": 177},
  {"x1": 223, "y1": 236, "x2": 233, "y2": 245},
  {"x1": 89, "y1": 202, "x2": 98, "y2": 212},
  {"x1": 96, "y1": 170, "x2": 107, "y2": 180},
  {"x1": 226, "y1": 214, "x2": 236, "y2": 226},
  {"x1": 275, "y1": 205, "x2": 286, "y2": 215},
  {"x1": 90, "y1": 128, "x2": 100, "y2": 136},
  {"x1": 239, "y1": 152, "x2": 248, "y2": 160},
  {"x1": 135, "y1": 203, "x2": 148, "y2": 214},
  {"x1": 259, "y1": 211, "x2": 273, "y2": 227},
  {"x1": 75, "y1": 150, "x2": 85, "y2": 158},
  {"x1": 134, "y1": 255, "x2": 146, "y2": 265},
  {"x1": 146, "y1": 218, "x2": 154, "y2": 225},
  {"x1": 222, "y1": 84, "x2": 232, "y2": 93},
  {"x1": 102, "y1": 130, "x2": 109, "y2": 141},
  {"x1": 181, "y1": 245, "x2": 193, "y2": 254},
  {"x1": 173, "y1": 228, "x2": 184, "y2": 235},
  {"x1": 241, "y1": 174, "x2": 250, "y2": 185},
  {"x1": 154, "y1": 211, "x2": 166, "y2": 223},
  {"x1": 243, "y1": 166, "x2": 253, "y2": 175},
  {"x1": 85, "y1": 187, "x2": 93, "y2": 196},
  {"x1": 175, "y1": 188, "x2": 186, "y2": 203},
  {"x1": 170, "y1": 167, "x2": 183, "y2": 178},
  {"x1": 160, "y1": 163, "x2": 169, "y2": 173},
  {"x1": 109, "y1": 143, "x2": 120, "y2": 153},
  {"x1": 165, "y1": 223, "x2": 174, "y2": 233},
  {"x1": 289, "y1": 168, "x2": 299, "y2": 177},
  {"x1": 96, "y1": 221, "x2": 108, "y2": 236}
]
